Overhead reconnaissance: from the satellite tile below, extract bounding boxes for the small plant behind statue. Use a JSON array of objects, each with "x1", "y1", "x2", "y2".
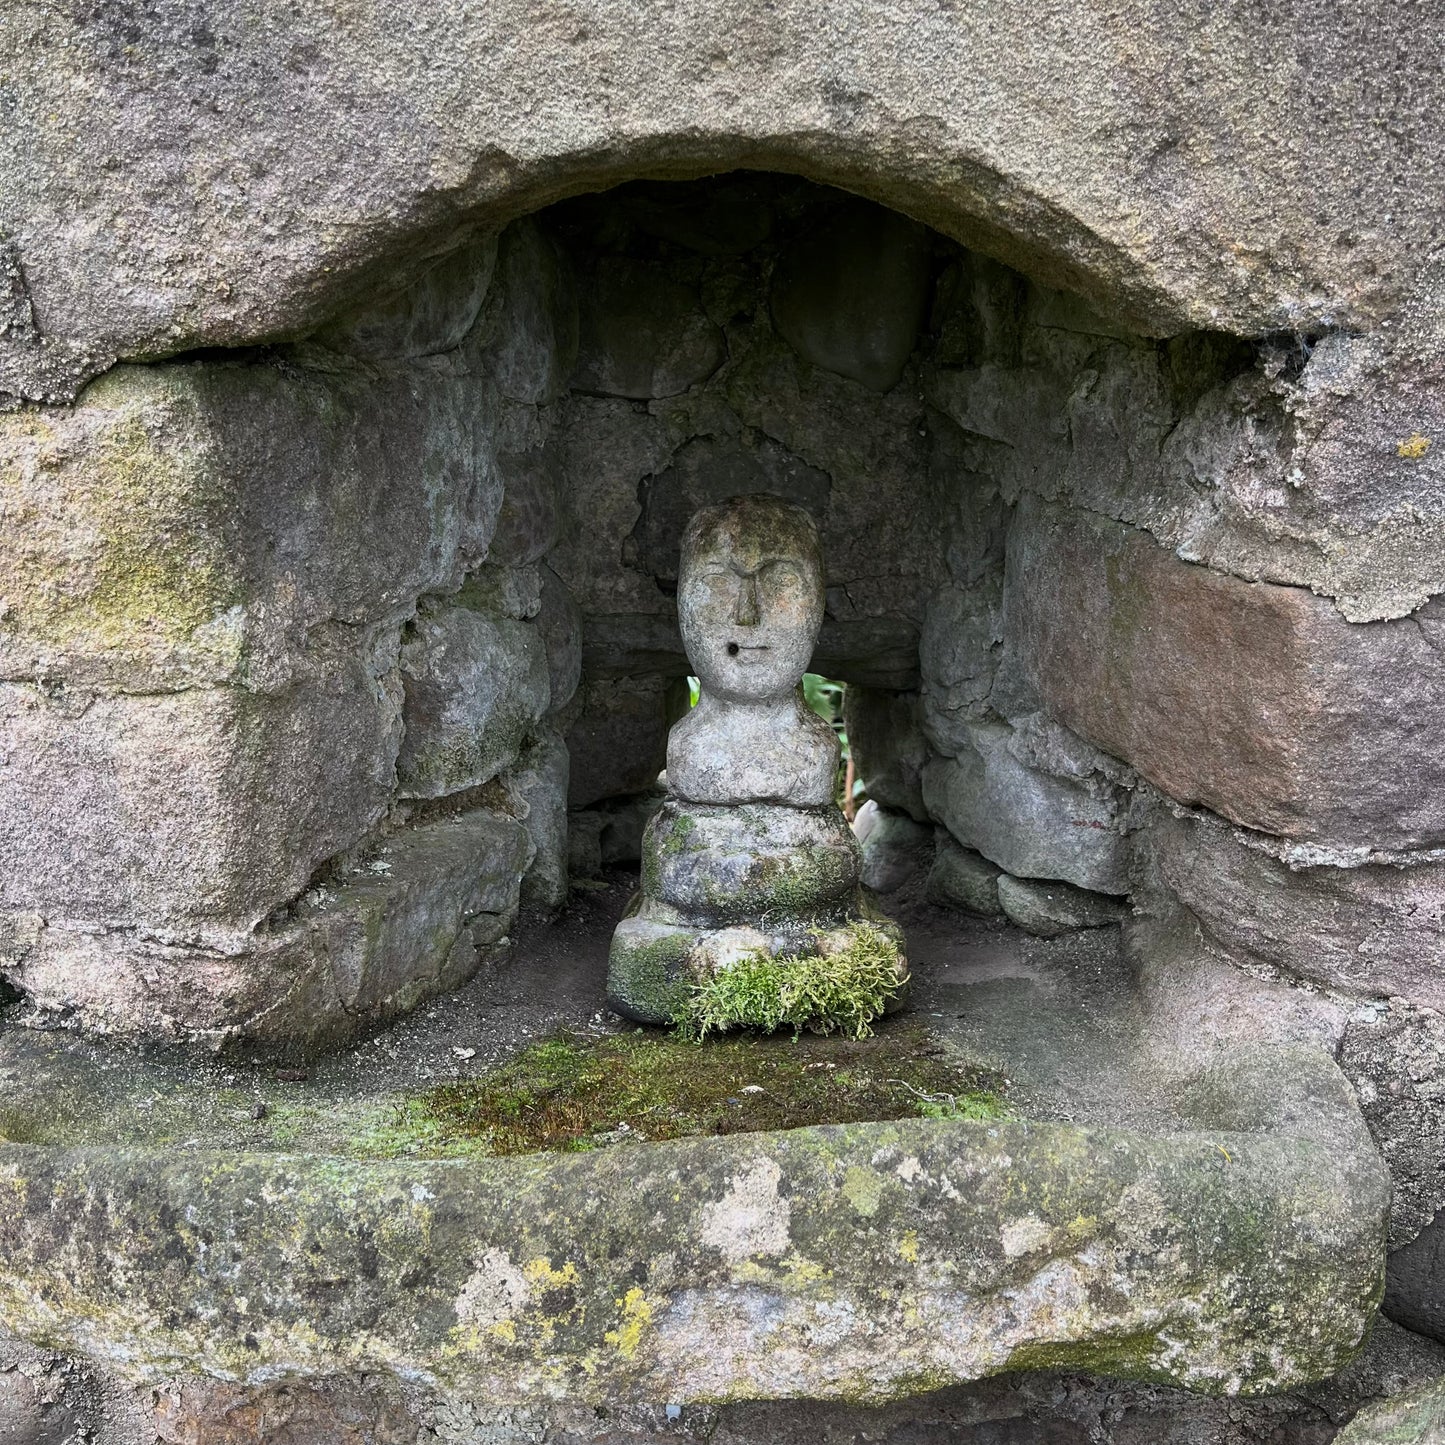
[{"x1": 607, "y1": 495, "x2": 909, "y2": 1038}]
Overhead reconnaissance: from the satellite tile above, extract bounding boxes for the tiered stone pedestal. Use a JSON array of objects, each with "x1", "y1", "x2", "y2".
[{"x1": 607, "y1": 797, "x2": 907, "y2": 1023}]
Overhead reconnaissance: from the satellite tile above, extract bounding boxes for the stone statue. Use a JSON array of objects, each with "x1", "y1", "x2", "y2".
[{"x1": 607, "y1": 493, "x2": 907, "y2": 1025}]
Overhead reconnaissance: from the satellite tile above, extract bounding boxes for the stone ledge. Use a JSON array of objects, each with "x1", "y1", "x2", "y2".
[{"x1": 0, "y1": 1046, "x2": 1387, "y2": 1404}]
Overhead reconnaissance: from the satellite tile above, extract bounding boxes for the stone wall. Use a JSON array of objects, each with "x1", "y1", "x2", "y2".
[{"x1": 0, "y1": 225, "x2": 583, "y2": 1057}]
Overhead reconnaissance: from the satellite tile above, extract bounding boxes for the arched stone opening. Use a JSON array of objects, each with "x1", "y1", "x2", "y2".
[{"x1": 5, "y1": 166, "x2": 1445, "y2": 1093}]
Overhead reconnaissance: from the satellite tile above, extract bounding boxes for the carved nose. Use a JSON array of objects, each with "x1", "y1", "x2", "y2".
[{"x1": 733, "y1": 576, "x2": 760, "y2": 627}]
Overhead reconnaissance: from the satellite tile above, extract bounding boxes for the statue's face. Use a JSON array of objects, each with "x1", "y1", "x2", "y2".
[{"x1": 678, "y1": 507, "x2": 824, "y2": 703}]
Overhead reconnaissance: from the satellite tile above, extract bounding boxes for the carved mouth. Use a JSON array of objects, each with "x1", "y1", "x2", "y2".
[{"x1": 727, "y1": 642, "x2": 770, "y2": 660}]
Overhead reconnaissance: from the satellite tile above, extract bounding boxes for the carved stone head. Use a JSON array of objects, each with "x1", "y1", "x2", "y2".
[{"x1": 677, "y1": 494, "x2": 825, "y2": 704}]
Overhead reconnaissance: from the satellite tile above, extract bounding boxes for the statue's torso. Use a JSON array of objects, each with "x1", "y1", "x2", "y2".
[{"x1": 666, "y1": 691, "x2": 838, "y2": 807}]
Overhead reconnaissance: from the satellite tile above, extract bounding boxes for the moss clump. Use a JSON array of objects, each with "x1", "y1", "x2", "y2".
[
  {"x1": 412, "y1": 1023, "x2": 1003, "y2": 1156},
  {"x1": 676, "y1": 922, "x2": 906, "y2": 1043}
]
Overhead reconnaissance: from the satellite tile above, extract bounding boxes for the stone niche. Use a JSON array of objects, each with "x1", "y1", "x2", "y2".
[
  {"x1": 6, "y1": 170, "x2": 1445, "y2": 1198},
  {"x1": 3, "y1": 1, "x2": 1445, "y2": 1432},
  {"x1": 10, "y1": 161, "x2": 1445, "y2": 1436}
]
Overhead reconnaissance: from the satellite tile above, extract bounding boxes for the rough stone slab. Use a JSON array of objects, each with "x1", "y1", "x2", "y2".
[
  {"x1": 3, "y1": 0, "x2": 1435, "y2": 398},
  {"x1": 921, "y1": 723, "x2": 1129, "y2": 895},
  {"x1": 397, "y1": 605, "x2": 550, "y2": 799},
  {"x1": 997, "y1": 875, "x2": 1127, "y2": 939},
  {"x1": 0, "y1": 362, "x2": 499, "y2": 693},
  {"x1": 1, "y1": 810, "x2": 531, "y2": 1055},
  {"x1": 925, "y1": 259, "x2": 1445, "y2": 629},
  {"x1": 1150, "y1": 809, "x2": 1445, "y2": 1012},
  {"x1": 1001, "y1": 496, "x2": 1445, "y2": 850},
  {"x1": 0, "y1": 1045, "x2": 1388, "y2": 1401},
  {"x1": 926, "y1": 834, "x2": 1003, "y2": 915},
  {"x1": 0, "y1": 646, "x2": 401, "y2": 931},
  {"x1": 1335, "y1": 1376, "x2": 1445, "y2": 1445}
]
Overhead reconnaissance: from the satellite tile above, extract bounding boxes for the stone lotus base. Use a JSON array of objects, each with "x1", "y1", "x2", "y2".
[{"x1": 608, "y1": 798, "x2": 908, "y2": 1024}]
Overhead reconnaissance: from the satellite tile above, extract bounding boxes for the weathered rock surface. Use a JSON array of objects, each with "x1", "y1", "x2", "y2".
[
  {"x1": 397, "y1": 603, "x2": 550, "y2": 800},
  {"x1": 1385, "y1": 1211, "x2": 1445, "y2": 1346},
  {"x1": 630, "y1": 435, "x2": 831, "y2": 587},
  {"x1": 0, "y1": 649, "x2": 401, "y2": 932},
  {"x1": 997, "y1": 875, "x2": 1128, "y2": 939},
  {"x1": 854, "y1": 803, "x2": 933, "y2": 894},
  {"x1": 490, "y1": 422, "x2": 563, "y2": 568},
  {"x1": 5, "y1": 0, "x2": 1435, "y2": 399},
  {"x1": 509, "y1": 730, "x2": 571, "y2": 913},
  {"x1": 0, "y1": 1047, "x2": 1389, "y2": 1401},
  {"x1": 308, "y1": 236, "x2": 499, "y2": 361},
  {"x1": 0, "y1": 362, "x2": 501, "y2": 695},
  {"x1": 535, "y1": 566, "x2": 583, "y2": 718},
  {"x1": 644, "y1": 801, "x2": 861, "y2": 931},
  {"x1": 470, "y1": 221, "x2": 579, "y2": 406},
  {"x1": 1335, "y1": 1376, "x2": 1445, "y2": 1445},
  {"x1": 770, "y1": 201, "x2": 932, "y2": 392},
  {"x1": 1151, "y1": 808, "x2": 1445, "y2": 1011},
  {"x1": 149, "y1": 1378, "x2": 420, "y2": 1445},
  {"x1": 1338, "y1": 1004, "x2": 1445, "y2": 1245},
  {"x1": 572, "y1": 260, "x2": 725, "y2": 399},
  {"x1": 668, "y1": 695, "x2": 838, "y2": 807},
  {"x1": 921, "y1": 723, "x2": 1129, "y2": 896},
  {"x1": 568, "y1": 791, "x2": 667, "y2": 877},
  {"x1": 1001, "y1": 496, "x2": 1445, "y2": 851},
  {"x1": 564, "y1": 676, "x2": 671, "y2": 807},
  {"x1": 926, "y1": 834, "x2": 1003, "y2": 916},
  {"x1": 2, "y1": 810, "x2": 531, "y2": 1057}
]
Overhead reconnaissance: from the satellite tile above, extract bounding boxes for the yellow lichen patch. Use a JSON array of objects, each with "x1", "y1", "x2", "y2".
[
  {"x1": 603, "y1": 1287, "x2": 655, "y2": 1359},
  {"x1": 841, "y1": 1164, "x2": 884, "y2": 1218},
  {"x1": 487, "y1": 1319, "x2": 517, "y2": 1344},
  {"x1": 0, "y1": 371, "x2": 241, "y2": 666},
  {"x1": 780, "y1": 1252, "x2": 828, "y2": 1284},
  {"x1": 1397, "y1": 432, "x2": 1432, "y2": 458},
  {"x1": 523, "y1": 1257, "x2": 580, "y2": 1289},
  {"x1": 897, "y1": 1229, "x2": 920, "y2": 1265}
]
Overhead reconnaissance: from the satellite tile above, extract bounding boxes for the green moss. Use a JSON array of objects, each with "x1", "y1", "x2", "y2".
[
  {"x1": 1, "y1": 371, "x2": 240, "y2": 656},
  {"x1": 659, "y1": 810, "x2": 695, "y2": 856},
  {"x1": 407, "y1": 1022, "x2": 1005, "y2": 1156},
  {"x1": 675, "y1": 922, "x2": 906, "y2": 1042},
  {"x1": 606, "y1": 925, "x2": 693, "y2": 1023},
  {"x1": 1004, "y1": 1330, "x2": 1167, "y2": 1379}
]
